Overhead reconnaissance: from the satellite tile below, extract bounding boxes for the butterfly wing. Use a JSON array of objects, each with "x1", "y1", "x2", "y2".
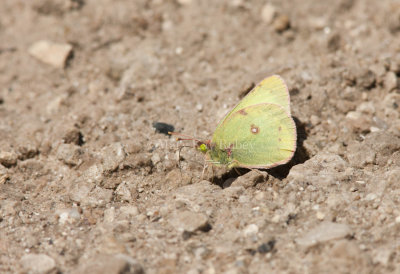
[
  {"x1": 211, "y1": 103, "x2": 296, "y2": 169},
  {"x1": 216, "y1": 75, "x2": 291, "y2": 130}
]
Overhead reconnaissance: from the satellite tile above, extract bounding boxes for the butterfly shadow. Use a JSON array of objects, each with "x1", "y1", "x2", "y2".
[{"x1": 209, "y1": 116, "x2": 309, "y2": 186}]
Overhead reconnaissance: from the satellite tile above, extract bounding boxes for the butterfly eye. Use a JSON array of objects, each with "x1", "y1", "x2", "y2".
[{"x1": 198, "y1": 143, "x2": 208, "y2": 153}]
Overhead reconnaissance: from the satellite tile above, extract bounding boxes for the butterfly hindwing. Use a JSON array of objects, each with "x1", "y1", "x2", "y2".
[{"x1": 211, "y1": 103, "x2": 296, "y2": 168}]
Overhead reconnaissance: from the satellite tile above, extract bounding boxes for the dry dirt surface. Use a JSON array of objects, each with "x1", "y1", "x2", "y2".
[{"x1": 1, "y1": 0, "x2": 400, "y2": 273}]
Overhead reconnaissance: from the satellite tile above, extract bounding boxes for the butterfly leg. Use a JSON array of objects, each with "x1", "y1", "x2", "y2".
[
  {"x1": 200, "y1": 161, "x2": 208, "y2": 181},
  {"x1": 233, "y1": 167, "x2": 242, "y2": 176}
]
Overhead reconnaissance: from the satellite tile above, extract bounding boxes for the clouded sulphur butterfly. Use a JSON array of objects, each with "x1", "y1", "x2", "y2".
[{"x1": 172, "y1": 75, "x2": 297, "y2": 169}]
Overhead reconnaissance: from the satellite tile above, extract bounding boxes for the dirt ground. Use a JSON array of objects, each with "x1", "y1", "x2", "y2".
[{"x1": 1, "y1": 0, "x2": 400, "y2": 273}]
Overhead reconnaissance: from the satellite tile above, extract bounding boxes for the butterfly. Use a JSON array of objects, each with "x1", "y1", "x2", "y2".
[{"x1": 170, "y1": 75, "x2": 297, "y2": 170}]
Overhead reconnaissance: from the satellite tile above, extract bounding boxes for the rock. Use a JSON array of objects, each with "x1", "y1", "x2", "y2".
[
  {"x1": 257, "y1": 239, "x2": 276, "y2": 253},
  {"x1": 56, "y1": 143, "x2": 84, "y2": 166},
  {"x1": 295, "y1": 222, "x2": 351, "y2": 248},
  {"x1": 357, "y1": 69, "x2": 376, "y2": 89},
  {"x1": 261, "y1": 3, "x2": 277, "y2": 24},
  {"x1": 273, "y1": 15, "x2": 290, "y2": 32},
  {"x1": 0, "y1": 164, "x2": 9, "y2": 184},
  {"x1": 101, "y1": 143, "x2": 126, "y2": 172},
  {"x1": 287, "y1": 153, "x2": 348, "y2": 187},
  {"x1": 345, "y1": 111, "x2": 372, "y2": 133},
  {"x1": 231, "y1": 170, "x2": 268, "y2": 189},
  {"x1": 28, "y1": 40, "x2": 72, "y2": 68},
  {"x1": 57, "y1": 208, "x2": 81, "y2": 224},
  {"x1": 0, "y1": 151, "x2": 18, "y2": 167},
  {"x1": 63, "y1": 128, "x2": 84, "y2": 145},
  {"x1": 168, "y1": 210, "x2": 210, "y2": 233},
  {"x1": 119, "y1": 205, "x2": 139, "y2": 217},
  {"x1": 384, "y1": 72, "x2": 399, "y2": 91},
  {"x1": 243, "y1": 224, "x2": 259, "y2": 237},
  {"x1": 73, "y1": 254, "x2": 143, "y2": 274},
  {"x1": 327, "y1": 33, "x2": 342, "y2": 52},
  {"x1": 346, "y1": 141, "x2": 375, "y2": 168},
  {"x1": 20, "y1": 253, "x2": 56, "y2": 273},
  {"x1": 372, "y1": 248, "x2": 393, "y2": 266},
  {"x1": 115, "y1": 181, "x2": 134, "y2": 202},
  {"x1": 177, "y1": 0, "x2": 192, "y2": 5},
  {"x1": 69, "y1": 180, "x2": 112, "y2": 207}
]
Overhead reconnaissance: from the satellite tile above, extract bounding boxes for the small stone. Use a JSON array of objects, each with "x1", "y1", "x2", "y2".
[
  {"x1": 296, "y1": 222, "x2": 351, "y2": 248},
  {"x1": 115, "y1": 182, "x2": 133, "y2": 202},
  {"x1": 196, "y1": 103, "x2": 203, "y2": 112},
  {"x1": 103, "y1": 207, "x2": 116, "y2": 223},
  {"x1": 0, "y1": 165, "x2": 9, "y2": 184},
  {"x1": 390, "y1": 56, "x2": 400, "y2": 74},
  {"x1": 243, "y1": 224, "x2": 259, "y2": 237},
  {"x1": 356, "y1": 102, "x2": 375, "y2": 115},
  {"x1": 0, "y1": 151, "x2": 18, "y2": 167},
  {"x1": 273, "y1": 15, "x2": 290, "y2": 32},
  {"x1": 271, "y1": 214, "x2": 280, "y2": 223},
  {"x1": 63, "y1": 128, "x2": 83, "y2": 145},
  {"x1": 74, "y1": 254, "x2": 143, "y2": 274},
  {"x1": 261, "y1": 3, "x2": 277, "y2": 24},
  {"x1": 395, "y1": 216, "x2": 400, "y2": 223},
  {"x1": 101, "y1": 142, "x2": 126, "y2": 172},
  {"x1": 20, "y1": 253, "x2": 56, "y2": 273},
  {"x1": 69, "y1": 180, "x2": 112, "y2": 207},
  {"x1": 345, "y1": 111, "x2": 371, "y2": 133},
  {"x1": 310, "y1": 115, "x2": 321, "y2": 126},
  {"x1": 357, "y1": 69, "x2": 376, "y2": 89},
  {"x1": 372, "y1": 248, "x2": 393, "y2": 266},
  {"x1": 316, "y1": 211, "x2": 325, "y2": 220},
  {"x1": 365, "y1": 193, "x2": 377, "y2": 201},
  {"x1": 169, "y1": 210, "x2": 210, "y2": 233},
  {"x1": 56, "y1": 144, "x2": 84, "y2": 166},
  {"x1": 177, "y1": 0, "x2": 192, "y2": 5},
  {"x1": 327, "y1": 33, "x2": 341, "y2": 52},
  {"x1": 231, "y1": 170, "x2": 268, "y2": 189},
  {"x1": 57, "y1": 208, "x2": 81, "y2": 224},
  {"x1": 384, "y1": 72, "x2": 399, "y2": 91},
  {"x1": 257, "y1": 239, "x2": 276, "y2": 253},
  {"x1": 119, "y1": 205, "x2": 139, "y2": 217},
  {"x1": 28, "y1": 40, "x2": 72, "y2": 68},
  {"x1": 151, "y1": 153, "x2": 161, "y2": 165}
]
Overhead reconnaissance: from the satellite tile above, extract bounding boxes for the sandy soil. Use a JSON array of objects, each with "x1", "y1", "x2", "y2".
[{"x1": 1, "y1": 0, "x2": 400, "y2": 273}]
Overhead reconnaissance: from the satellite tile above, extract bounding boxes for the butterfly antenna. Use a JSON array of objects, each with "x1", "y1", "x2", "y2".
[{"x1": 168, "y1": 132, "x2": 202, "y2": 142}]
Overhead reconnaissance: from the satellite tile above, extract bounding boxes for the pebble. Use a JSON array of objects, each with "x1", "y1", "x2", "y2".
[
  {"x1": 261, "y1": 3, "x2": 277, "y2": 24},
  {"x1": 316, "y1": 211, "x2": 325, "y2": 220},
  {"x1": 357, "y1": 69, "x2": 376, "y2": 89},
  {"x1": 296, "y1": 222, "x2": 351, "y2": 248},
  {"x1": 365, "y1": 193, "x2": 377, "y2": 201},
  {"x1": 115, "y1": 181, "x2": 133, "y2": 201},
  {"x1": 384, "y1": 72, "x2": 399, "y2": 91},
  {"x1": 57, "y1": 208, "x2": 81, "y2": 224},
  {"x1": 273, "y1": 15, "x2": 290, "y2": 32},
  {"x1": 243, "y1": 224, "x2": 259, "y2": 237},
  {"x1": 20, "y1": 253, "x2": 56, "y2": 273},
  {"x1": 74, "y1": 254, "x2": 143, "y2": 274},
  {"x1": 101, "y1": 142, "x2": 126, "y2": 172},
  {"x1": 327, "y1": 33, "x2": 341, "y2": 52},
  {"x1": 395, "y1": 216, "x2": 400, "y2": 223},
  {"x1": 177, "y1": 0, "x2": 192, "y2": 5},
  {"x1": 0, "y1": 165, "x2": 9, "y2": 184},
  {"x1": 56, "y1": 143, "x2": 84, "y2": 166},
  {"x1": 168, "y1": 210, "x2": 210, "y2": 233},
  {"x1": 69, "y1": 180, "x2": 113, "y2": 207},
  {"x1": 231, "y1": 170, "x2": 268, "y2": 189},
  {"x1": 0, "y1": 151, "x2": 18, "y2": 167},
  {"x1": 28, "y1": 40, "x2": 72, "y2": 68},
  {"x1": 119, "y1": 205, "x2": 139, "y2": 217}
]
